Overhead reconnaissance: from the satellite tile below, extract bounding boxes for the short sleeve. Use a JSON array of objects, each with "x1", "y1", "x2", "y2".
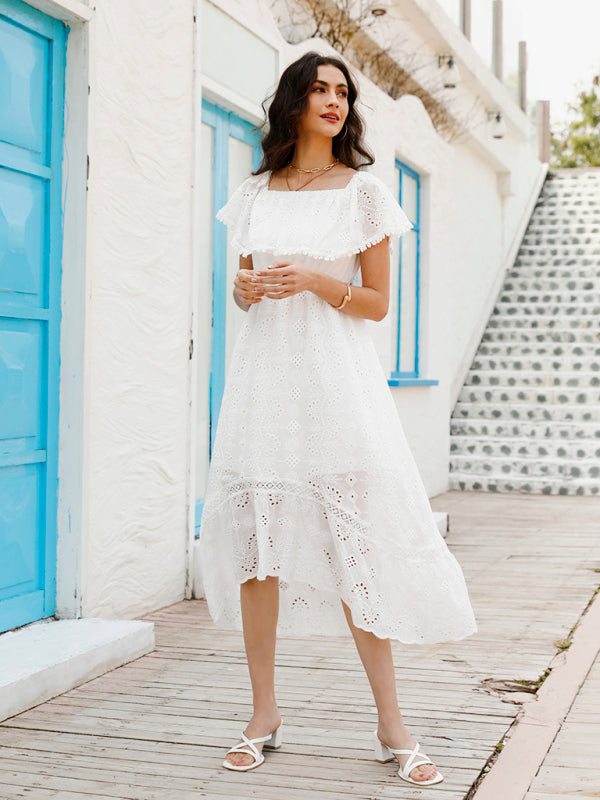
[
  {"x1": 354, "y1": 172, "x2": 413, "y2": 251},
  {"x1": 216, "y1": 172, "x2": 269, "y2": 256}
]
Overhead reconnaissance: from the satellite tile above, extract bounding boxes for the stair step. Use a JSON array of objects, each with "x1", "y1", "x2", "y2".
[
  {"x1": 450, "y1": 435, "x2": 600, "y2": 460},
  {"x1": 469, "y1": 356, "x2": 600, "y2": 373},
  {"x1": 521, "y1": 236, "x2": 600, "y2": 247},
  {"x1": 450, "y1": 418, "x2": 600, "y2": 439},
  {"x1": 481, "y1": 330, "x2": 599, "y2": 344},
  {"x1": 498, "y1": 291, "x2": 600, "y2": 304},
  {"x1": 448, "y1": 473, "x2": 600, "y2": 496},
  {"x1": 449, "y1": 454, "x2": 599, "y2": 480},
  {"x1": 486, "y1": 316, "x2": 597, "y2": 329},
  {"x1": 457, "y1": 385, "x2": 600, "y2": 404},
  {"x1": 452, "y1": 402, "x2": 597, "y2": 423},
  {"x1": 513, "y1": 264, "x2": 600, "y2": 275},
  {"x1": 477, "y1": 342, "x2": 600, "y2": 356},
  {"x1": 465, "y1": 371, "x2": 600, "y2": 390},
  {"x1": 504, "y1": 279, "x2": 599, "y2": 291}
]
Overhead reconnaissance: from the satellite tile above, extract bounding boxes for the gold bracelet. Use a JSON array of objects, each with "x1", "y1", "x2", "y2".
[{"x1": 334, "y1": 283, "x2": 351, "y2": 310}]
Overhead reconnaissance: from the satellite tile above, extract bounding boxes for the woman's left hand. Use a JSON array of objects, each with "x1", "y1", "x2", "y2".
[{"x1": 254, "y1": 261, "x2": 315, "y2": 299}]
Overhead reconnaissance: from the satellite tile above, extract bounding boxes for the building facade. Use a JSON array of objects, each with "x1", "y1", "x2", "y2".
[{"x1": 0, "y1": 0, "x2": 544, "y2": 630}]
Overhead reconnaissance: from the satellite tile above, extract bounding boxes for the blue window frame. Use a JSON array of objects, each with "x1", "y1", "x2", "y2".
[
  {"x1": 195, "y1": 100, "x2": 262, "y2": 534},
  {"x1": 389, "y1": 160, "x2": 438, "y2": 388}
]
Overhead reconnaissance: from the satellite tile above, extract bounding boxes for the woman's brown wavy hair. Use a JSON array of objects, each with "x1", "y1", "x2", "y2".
[{"x1": 254, "y1": 52, "x2": 374, "y2": 175}]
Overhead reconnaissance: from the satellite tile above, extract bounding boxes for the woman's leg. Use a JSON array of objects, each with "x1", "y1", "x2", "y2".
[
  {"x1": 225, "y1": 576, "x2": 282, "y2": 767},
  {"x1": 342, "y1": 602, "x2": 438, "y2": 782}
]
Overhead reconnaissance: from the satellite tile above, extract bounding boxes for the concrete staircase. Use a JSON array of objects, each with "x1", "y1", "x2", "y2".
[{"x1": 450, "y1": 169, "x2": 600, "y2": 495}]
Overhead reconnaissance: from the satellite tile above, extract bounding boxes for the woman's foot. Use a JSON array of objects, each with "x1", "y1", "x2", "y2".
[
  {"x1": 376, "y1": 723, "x2": 439, "y2": 783},
  {"x1": 224, "y1": 711, "x2": 282, "y2": 768}
]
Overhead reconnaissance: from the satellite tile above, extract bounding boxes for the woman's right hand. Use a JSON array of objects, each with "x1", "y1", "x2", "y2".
[{"x1": 234, "y1": 269, "x2": 265, "y2": 305}]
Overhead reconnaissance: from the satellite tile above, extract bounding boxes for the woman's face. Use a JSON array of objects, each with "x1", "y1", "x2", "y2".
[{"x1": 297, "y1": 63, "x2": 349, "y2": 140}]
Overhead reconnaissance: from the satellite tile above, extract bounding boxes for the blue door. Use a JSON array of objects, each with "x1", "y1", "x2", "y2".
[
  {"x1": 195, "y1": 101, "x2": 262, "y2": 534},
  {"x1": 0, "y1": 0, "x2": 66, "y2": 632}
]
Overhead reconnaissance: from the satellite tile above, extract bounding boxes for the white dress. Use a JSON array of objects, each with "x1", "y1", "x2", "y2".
[{"x1": 199, "y1": 170, "x2": 477, "y2": 644}]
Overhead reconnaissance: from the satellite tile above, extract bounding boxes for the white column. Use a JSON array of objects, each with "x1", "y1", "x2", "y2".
[
  {"x1": 518, "y1": 41, "x2": 527, "y2": 112},
  {"x1": 460, "y1": 0, "x2": 471, "y2": 40},
  {"x1": 537, "y1": 100, "x2": 551, "y2": 163}
]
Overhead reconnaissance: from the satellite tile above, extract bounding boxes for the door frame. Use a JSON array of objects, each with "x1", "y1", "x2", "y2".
[{"x1": 0, "y1": 0, "x2": 65, "y2": 630}]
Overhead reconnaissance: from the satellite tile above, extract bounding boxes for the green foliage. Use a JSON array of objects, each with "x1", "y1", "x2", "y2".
[{"x1": 551, "y1": 74, "x2": 600, "y2": 168}]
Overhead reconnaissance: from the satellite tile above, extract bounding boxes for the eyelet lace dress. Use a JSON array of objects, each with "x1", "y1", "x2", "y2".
[{"x1": 199, "y1": 170, "x2": 477, "y2": 643}]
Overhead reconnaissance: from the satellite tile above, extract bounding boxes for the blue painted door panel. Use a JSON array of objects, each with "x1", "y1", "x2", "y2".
[{"x1": 0, "y1": 0, "x2": 65, "y2": 633}]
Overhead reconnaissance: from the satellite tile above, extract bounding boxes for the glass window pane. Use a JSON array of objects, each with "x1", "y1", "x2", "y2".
[
  {"x1": 401, "y1": 173, "x2": 418, "y2": 224},
  {"x1": 195, "y1": 121, "x2": 215, "y2": 500},
  {"x1": 225, "y1": 135, "x2": 255, "y2": 370},
  {"x1": 399, "y1": 230, "x2": 418, "y2": 374},
  {"x1": 390, "y1": 165, "x2": 401, "y2": 371}
]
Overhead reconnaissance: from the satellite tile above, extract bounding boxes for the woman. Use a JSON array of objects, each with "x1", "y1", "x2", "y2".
[{"x1": 199, "y1": 51, "x2": 477, "y2": 786}]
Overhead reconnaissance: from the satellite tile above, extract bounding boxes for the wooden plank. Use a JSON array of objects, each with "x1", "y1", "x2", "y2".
[{"x1": 1, "y1": 492, "x2": 599, "y2": 800}]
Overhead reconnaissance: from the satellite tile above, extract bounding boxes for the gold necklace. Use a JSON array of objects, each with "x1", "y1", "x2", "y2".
[
  {"x1": 290, "y1": 159, "x2": 339, "y2": 174},
  {"x1": 285, "y1": 161, "x2": 339, "y2": 192}
]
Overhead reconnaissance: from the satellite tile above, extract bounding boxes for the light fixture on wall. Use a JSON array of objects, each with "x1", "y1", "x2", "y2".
[
  {"x1": 437, "y1": 54, "x2": 460, "y2": 89},
  {"x1": 370, "y1": 0, "x2": 391, "y2": 16},
  {"x1": 487, "y1": 110, "x2": 506, "y2": 139}
]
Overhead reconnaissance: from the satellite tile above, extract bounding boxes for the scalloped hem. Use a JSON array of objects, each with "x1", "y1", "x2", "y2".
[{"x1": 206, "y1": 571, "x2": 478, "y2": 645}]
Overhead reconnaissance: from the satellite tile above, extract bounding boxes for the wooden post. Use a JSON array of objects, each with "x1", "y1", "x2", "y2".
[
  {"x1": 537, "y1": 100, "x2": 551, "y2": 163},
  {"x1": 518, "y1": 41, "x2": 527, "y2": 112},
  {"x1": 461, "y1": 0, "x2": 471, "y2": 40},
  {"x1": 492, "y1": 0, "x2": 503, "y2": 81}
]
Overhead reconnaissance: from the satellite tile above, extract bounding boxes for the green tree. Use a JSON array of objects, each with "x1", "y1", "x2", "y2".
[{"x1": 551, "y1": 74, "x2": 600, "y2": 168}]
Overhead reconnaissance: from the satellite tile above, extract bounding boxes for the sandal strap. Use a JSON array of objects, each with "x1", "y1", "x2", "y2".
[
  {"x1": 225, "y1": 731, "x2": 273, "y2": 762},
  {"x1": 388, "y1": 742, "x2": 434, "y2": 777}
]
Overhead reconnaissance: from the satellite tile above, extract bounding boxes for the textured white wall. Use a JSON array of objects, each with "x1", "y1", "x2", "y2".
[
  {"x1": 80, "y1": 0, "x2": 195, "y2": 617},
  {"x1": 278, "y1": 37, "x2": 540, "y2": 495}
]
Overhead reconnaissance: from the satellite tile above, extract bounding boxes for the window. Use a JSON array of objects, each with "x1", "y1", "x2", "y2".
[
  {"x1": 195, "y1": 100, "x2": 262, "y2": 533},
  {"x1": 389, "y1": 161, "x2": 437, "y2": 387}
]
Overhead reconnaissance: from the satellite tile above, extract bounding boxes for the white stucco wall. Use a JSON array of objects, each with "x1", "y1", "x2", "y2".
[
  {"x1": 79, "y1": 0, "x2": 195, "y2": 617},
  {"x1": 53, "y1": 0, "x2": 543, "y2": 616}
]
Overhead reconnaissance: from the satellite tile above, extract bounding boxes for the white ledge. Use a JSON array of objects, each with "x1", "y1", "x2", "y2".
[{"x1": 0, "y1": 618, "x2": 154, "y2": 722}]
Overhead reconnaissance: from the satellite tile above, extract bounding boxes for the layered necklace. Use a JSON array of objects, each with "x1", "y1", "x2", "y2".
[{"x1": 285, "y1": 159, "x2": 339, "y2": 191}]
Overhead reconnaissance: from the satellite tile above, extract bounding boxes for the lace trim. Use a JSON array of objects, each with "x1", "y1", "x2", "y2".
[{"x1": 216, "y1": 171, "x2": 413, "y2": 261}]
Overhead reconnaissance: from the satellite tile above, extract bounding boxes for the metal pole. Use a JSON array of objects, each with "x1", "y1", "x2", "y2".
[
  {"x1": 492, "y1": 0, "x2": 503, "y2": 81},
  {"x1": 461, "y1": 0, "x2": 471, "y2": 40},
  {"x1": 518, "y1": 41, "x2": 527, "y2": 112},
  {"x1": 537, "y1": 100, "x2": 551, "y2": 163}
]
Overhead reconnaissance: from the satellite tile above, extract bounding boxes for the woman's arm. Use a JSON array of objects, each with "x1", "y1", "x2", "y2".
[
  {"x1": 233, "y1": 254, "x2": 265, "y2": 311},
  {"x1": 253, "y1": 237, "x2": 390, "y2": 322}
]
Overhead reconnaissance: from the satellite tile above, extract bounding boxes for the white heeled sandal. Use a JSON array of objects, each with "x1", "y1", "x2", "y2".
[
  {"x1": 373, "y1": 732, "x2": 444, "y2": 786},
  {"x1": 223, "y1": 723, "x2": 283, "y2": 772}
]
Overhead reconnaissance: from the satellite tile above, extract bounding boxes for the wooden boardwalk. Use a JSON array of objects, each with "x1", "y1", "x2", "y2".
[
  {"x1": 0, "y1": 491, "x2": 599, "y2": 800},
  {"x1": 524, "y1": 650, "x2": 600, "y2": 800}
]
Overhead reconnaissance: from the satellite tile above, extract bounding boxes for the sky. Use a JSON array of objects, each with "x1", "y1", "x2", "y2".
[{"x1": 436, "y1": 0, "x2": 600, "y2": 127}]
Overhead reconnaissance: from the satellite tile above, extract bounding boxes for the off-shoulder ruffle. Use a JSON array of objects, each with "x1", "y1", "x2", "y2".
[{"x1": 216, "y1": 170, "x2": 413, "y2": 261}]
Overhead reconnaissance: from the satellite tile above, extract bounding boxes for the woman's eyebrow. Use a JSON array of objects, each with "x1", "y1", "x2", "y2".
[{"x1": 313, "y1": 79, "x2": 349, "y2": 89}]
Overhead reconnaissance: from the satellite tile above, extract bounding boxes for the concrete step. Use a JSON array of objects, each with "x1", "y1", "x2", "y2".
[
  {"x1": 504, "y1": 278, "x2": 599, "y2": 291},
  {"x1": 469, "y1": 355, "x2": 600, "y2": 373},
  {"x1": 477, "y1": 342, "x2": 600, "y2": 357},
  {"x1": 457, "y1": 384, "x2": 600, "y2": 404},
  {"x1": 481, "y1": 329, "x2": 599, "y2": 343},
  {"x1": 517, "y1": 245, "x2": 600, "y2": 255},
  {"x1": 450, "y1": 417, "x2": 600, "y2": 440},
  {"x1": 0, "y1": 618, "x2": 155, "y2": 723},
  {"x1": 521, "y1": 235, "x2": 600, "y2": 247},
  {"x1": 497, "y1": 291, "x2": 600, "y2": 304},
  {"x1": 486, "y1": 316, "x2": 597, "y2": 329},
  {"x1": 449, "y1": 435, "x2": 600, "y2": 461},
  {"x1": 449, "y1": 453, "x2": 599, "y2": 480},
  {"x1": 465, "y1": 370, "x2": 600, "y2": 389},
  {"x1": 448, "y1": 473, "x2": 600, "y2": 496},
  {"x1": 514, "y1": 259, "x2": 600, "y2": 271},
  {"x1": 452, "y1": 402, "x2": 597, "y2": 423},
  {"x1": 491, "y1": 305, "x2": 600, "y2": 317}
]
